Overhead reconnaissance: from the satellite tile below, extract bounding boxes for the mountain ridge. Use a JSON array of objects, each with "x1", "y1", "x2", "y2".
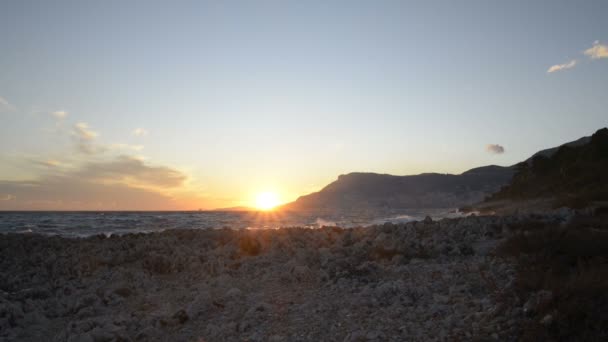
[
  {"x1": 281, "y1": 130, "x2": 604, "y2": 212},
  {"x1": 281, "y1": 164, "x2": 514, "y2": 212},
  {"x1": 488, "y1": 127, "x2": 608, "y2": 208}
]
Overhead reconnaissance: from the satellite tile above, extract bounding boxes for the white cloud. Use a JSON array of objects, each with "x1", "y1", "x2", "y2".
[
  {"x1": 51, "y1": 110, "x2": 68, "y2": 119},
  {"x1": 486, "y1": 144, "x2": 505, "y2": 154},
  {"x1": 547, "y1": 41, "x2": 608, "y2": 73},
  {"x1": 73, "y1": 122, "x2": 98, "y2": 140},
  {"x1": 71, "y1": 123, "x2": 146, "y2": 155},
  {"x1": 34, "y1": 160, "x2": 62, "y2": 168},
  {"x1": 110, "y1": 143, "x2": 145, "y2": 152},
  {"x1": 72, "y1": 122, "x2": 103, "y2": 154},
  {"x1": 132, "y1": 128, "x2": 149, "y2": 137},
  {"x1": 584, "y1": 40, "x2": 608, "y2": 59},
  {"x1": 547, "y1": 59, "x2": 577, "y2": 73},
  {"x1": 0, "y1": 96, "x2": 16, "y2": 112}
]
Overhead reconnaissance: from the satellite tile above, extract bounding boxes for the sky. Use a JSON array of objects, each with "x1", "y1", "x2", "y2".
[{"x1": 1, "y1": 0, "x2": 607, "y2": 210}]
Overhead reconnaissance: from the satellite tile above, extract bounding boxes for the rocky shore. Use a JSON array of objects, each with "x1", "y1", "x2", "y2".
[{"x1": 0, "y1": 214, "x2": 572, "y2": 341}]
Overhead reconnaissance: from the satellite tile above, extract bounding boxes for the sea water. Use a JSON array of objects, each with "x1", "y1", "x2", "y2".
[{"x1": 0, "y1": 209, "x2": 465, "y2": 237}]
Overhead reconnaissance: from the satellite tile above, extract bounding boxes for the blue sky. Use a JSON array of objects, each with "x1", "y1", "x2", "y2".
[{"x1": 1, "y1": 0, "x2": 607, "y2": 209}]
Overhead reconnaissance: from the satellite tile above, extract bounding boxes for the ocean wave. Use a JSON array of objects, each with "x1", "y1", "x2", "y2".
[{"x1": 0, "y1": 209, "x2": 458, "y2": 237}]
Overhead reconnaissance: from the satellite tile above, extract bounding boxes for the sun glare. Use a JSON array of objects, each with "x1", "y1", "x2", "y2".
[{"x1": 255, "y1": 192, "x2": 280, "y2": 211}]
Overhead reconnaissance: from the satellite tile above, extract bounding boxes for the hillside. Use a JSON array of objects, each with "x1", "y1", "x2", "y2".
[
  {"x1": 488, "y1": 127, "x2": 608, "y2": 208},
  {"x1": 526, "y1": 136, "x2": 591, "y2": 162},
  {"x1": 281, "y1": 165, "x2": 514, "y2": 212}
]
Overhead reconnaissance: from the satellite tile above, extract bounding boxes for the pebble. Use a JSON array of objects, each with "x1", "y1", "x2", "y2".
[{"x1": 0, "y1": 213, "x2": 559, "y2": 341}]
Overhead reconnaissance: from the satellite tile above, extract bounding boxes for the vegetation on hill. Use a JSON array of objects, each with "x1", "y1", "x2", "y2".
[
  {"x1": 497, "y1": 218, "x2": 608, "y2": 341},
  {"x1": 488, "y1": 128, "x2": 608, "y2": 208}
]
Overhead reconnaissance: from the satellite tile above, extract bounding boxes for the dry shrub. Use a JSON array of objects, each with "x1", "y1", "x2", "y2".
[
  {"x1": 499, "y1": 222, "x2": 608, "y2": 341},
  {"x1": 370, "y1": 246, "x2": 400, "y2": 261},
  {"x1": 238, "y1": 235, "x2": 262, "y2": 256}
]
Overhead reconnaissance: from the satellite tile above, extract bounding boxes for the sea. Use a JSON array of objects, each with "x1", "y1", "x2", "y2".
[{"x1": 0, "y1": 209, "x2": 465, "y2": 237}]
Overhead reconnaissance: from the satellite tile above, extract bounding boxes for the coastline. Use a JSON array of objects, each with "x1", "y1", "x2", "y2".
[
  {"x1": 0, "y1": 213, "x2": 572, "y2": 341},
  {"x1": 0, "y1": 208, "x2": 467, "y2": 237}
]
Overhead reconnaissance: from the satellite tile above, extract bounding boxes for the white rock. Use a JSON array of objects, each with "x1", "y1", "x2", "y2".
[{"x1": 540, "y1": 314, "x2": 553, "y2": 326}]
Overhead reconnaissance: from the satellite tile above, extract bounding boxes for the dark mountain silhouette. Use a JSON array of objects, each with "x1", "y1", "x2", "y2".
[
  {"x1": 281, "y1": 165, "x2": 514, "y2": 212},
  {"x1": 526, "y1": 135, "x2": 591, "y2": 162},
  {"x1": 281, "y1": 128, "x2": 608, "y2": 212},
  {"x1": 488, "y1": 127, "x2": 608, "y2": 208}
]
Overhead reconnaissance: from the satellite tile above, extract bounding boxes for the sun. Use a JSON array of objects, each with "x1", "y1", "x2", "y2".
[{"x1": 255, "y1": 191, "x2": 280, "y2": 211}]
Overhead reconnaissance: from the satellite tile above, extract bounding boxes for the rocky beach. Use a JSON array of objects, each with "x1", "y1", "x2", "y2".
[
  {"x1": 0, "y1": 212, "x2": 581, "y2": 342},
  {"x1": 3, "y1": 1, "x2": 608, "y2": 340}
]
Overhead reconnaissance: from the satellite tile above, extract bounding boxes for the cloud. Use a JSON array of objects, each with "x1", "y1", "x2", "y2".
[
  {"x1": 73, "y1": 122, "x2": 98, "y2": 140},
  {"x1": 547, "y1": 59, "x2": 577, "y2": 73},
  {"x1": 34, "y1": 160, "x2": 62, "y2": 168},
  {"x1": 0, "y1": 156, "x2": 189, "y2": 210},
  {"x1": 77, "y1": 155, "x2": 186, "y2": 188},
  {"x1": 547, "y1": 41, "x2": 608, "y2": 73},
  {"x1": 132, "y1": 128, "x2": 149, "y2": 137},
  {"x1": 71, "y1": 124, "x2": 143, "y2": 155},
  {"x1": 0, "y1": 96, "x2": 16, "y2": 112},
  {"x1": 72, "y1": 122, "x2": 104, "y2": 154},
  {"x1": 0, "y1": 194, "x2": 15, "y2": 201},
  {"x1": 584, "y1": 40, "x2": 608, "y2": 59},
  {"x1": 0, "y1": 179, "x2": 177, "y2": 210},
  {"x1": 110, "y1": 143, "x2": 144, "y2": 152},
  {"x1": 0, "y1": 116, "x2": 205, "y2": 210},
  {"x1": 486, "y1": 144, "x2": 505, "y2": 154},
  {"x1": 51, "y1": 110, "x2": 68, "y2": 119}
]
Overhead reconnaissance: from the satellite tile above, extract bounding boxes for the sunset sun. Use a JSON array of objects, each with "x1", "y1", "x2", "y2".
[{"x1": 255, "y1": 192, "x2": 280, "y2": 211}]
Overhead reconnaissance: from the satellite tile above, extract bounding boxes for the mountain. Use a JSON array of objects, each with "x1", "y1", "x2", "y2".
[
  {"x1": 281, "y1": 128, "x2": 608, "y2": 213},
  {"x1": 488, "y1": 128, "x2": 608, "y2": 208},
  {"x1": 526, "y1": 135, "x2": 591, "y2": 162},
  {"x1": 281, "y1": 165, "x2": 514, "y2": 212},
  {"x1": 211, "y1": 206, "x2": 255, "y2": 212}
]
